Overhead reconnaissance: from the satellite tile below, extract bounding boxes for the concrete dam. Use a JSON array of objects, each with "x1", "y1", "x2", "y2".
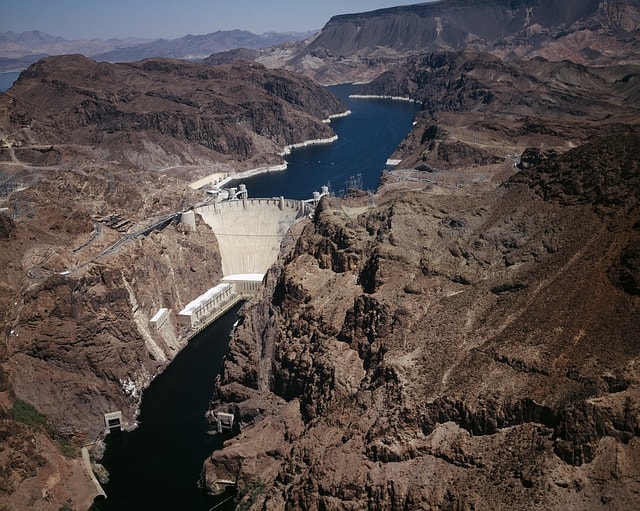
[
  {"x1": 171, "y1": 193, "x2": 317, "y2": 337},
  {"x1": 194, "y1": 197, "x2": 312, "y2": 276}
]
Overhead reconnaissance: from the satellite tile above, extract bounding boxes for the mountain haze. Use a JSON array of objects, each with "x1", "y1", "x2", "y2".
[
  {"x1": 0, "y1": 29, "x2": 315, "y2": 72},
  {"x1": 0, "y1": 30, "x2": 150, "y2": 59},
  {"x1": 93, "y1": 29, "x2": 316, "y2": 63}
]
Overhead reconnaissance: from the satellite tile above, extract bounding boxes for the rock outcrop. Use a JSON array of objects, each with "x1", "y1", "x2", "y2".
[{"x1": 205, "y1": 130, "x2": 640, "y2": 509}]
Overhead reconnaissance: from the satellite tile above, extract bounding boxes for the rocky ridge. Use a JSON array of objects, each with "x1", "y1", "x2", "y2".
[
  {"x1": 357, "y1": 50, "x2": 640, "y2": 192},
  {"x1": 2, "y1": 54, "x2": 344, "y2": 175},
  {"x1": 0, "y1": 29, "x2": 314, "y2": 73},
  {"x1": 205, "y1": 128, "x2": 640, "y2": 510},
  {"x1": 202, "y1": 42, "x2": 640, "y2": 508}
]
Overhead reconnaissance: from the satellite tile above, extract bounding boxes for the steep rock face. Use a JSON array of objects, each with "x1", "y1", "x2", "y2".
[
  {"x1": 3, "y1": 55, "x2": 344, "y2": 172},
  {"x1": 1, "y1": 175, "x2": 223, "y2": 438},
  {"x1": 205, "y1": 130, "x2": 640, "y2": 510},
  {"x1": 253, "y1": 0, "x2": 640, "y2": 83}
]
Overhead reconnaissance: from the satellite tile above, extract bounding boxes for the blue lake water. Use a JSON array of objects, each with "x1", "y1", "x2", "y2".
[
  {"x1": 0, "y1": 72, "x2": 21, "y2": 92},
  {"x1": 228, "y1": 84, "x2": 420, "y2": 200},
  {"x1": 94, "y1": 84, "x2": 420, "y2": 511}
]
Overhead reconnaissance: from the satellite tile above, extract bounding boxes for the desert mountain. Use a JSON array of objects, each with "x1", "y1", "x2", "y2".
[
  {"x1": 0, "y1": 30, "x2": 150, "y2": 72},
  {"x1": 246, "y1": 0, "x2": 640, "y2": 83},
  {"x1": 205, "y1": 126, "x2": 640, "y2": 510},
  {"x1": 1, "y1": 1, "x2": 639, "y2": 510},
  {"x1": 2, "y1": 54, "x2": 343, "y2": 174},
  {"x1": 0, "y1": 54, "x2": 343, "y2": 510},
  {"x1": 359, "y1": 51, "x2": 640, "y2": 177},
  {"x1": 92, "y1": 29, "x2": 316, "y2": 62},
  {"x1": 199, "y1": 4, "x2": 640, "y2": 509},
  {"x1": 0, "y1": 30, "x2": 150, "y2": 59}
]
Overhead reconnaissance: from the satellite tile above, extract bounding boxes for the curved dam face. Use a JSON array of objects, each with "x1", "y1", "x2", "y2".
[{"x1": 195, "y1": 198, "x2": 311, "y2": 276}]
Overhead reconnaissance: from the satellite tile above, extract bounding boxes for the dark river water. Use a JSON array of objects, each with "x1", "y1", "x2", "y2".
[{"x1": 94, "y1": 84, "x2": 420, "y2": 511}]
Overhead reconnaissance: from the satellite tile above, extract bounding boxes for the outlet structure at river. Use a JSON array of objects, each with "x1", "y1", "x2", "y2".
[{"x1": 94, "y1": 84, "x2": 420, "y2": 511}]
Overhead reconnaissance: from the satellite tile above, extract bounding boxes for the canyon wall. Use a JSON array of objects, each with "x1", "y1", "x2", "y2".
[
  {"x1": 205, "y1": 129, "x2": 640, "y2": 510},
  {"x1": 250, "y1": 0, "x2": 640, "y2": 83}
]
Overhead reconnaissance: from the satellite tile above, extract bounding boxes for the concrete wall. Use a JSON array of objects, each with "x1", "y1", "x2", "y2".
[
  {"x1": 196, "y1": 199, "x2": 310, "y2": 276},
  {"x1": 180, "y1": 210, "x2": 196, "y2": 231}
]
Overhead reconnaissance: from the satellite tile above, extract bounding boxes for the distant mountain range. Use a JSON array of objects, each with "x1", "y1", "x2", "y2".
[
  {"x1": 0, "y1": 30, "x2": 151, "y2": 59},
  {"x1": 92, "y1": 30, "x2": 316, "y2": 62},
  {"x1": 0, "y1": 29, "x2": 316, "y2": 72}
]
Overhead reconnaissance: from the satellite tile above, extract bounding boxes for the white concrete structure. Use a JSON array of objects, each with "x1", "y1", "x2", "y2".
[
  {"x1": 180, "y1": 210, "x2": 196, "y2": 231},
  {"x1": 195, "y1": 198, "x2": 311, "y2": 276},
  {"x1": 104, "y1": 411, "x2": 122, "y2": 433},
  {"x1": 214, "y1": 412, "x2": 235, "y2": 433},
  {"x1": 174, "y1": 195, "x2": 312, "y2": 337},
  {"x1": 222, "y1": 274, "x2": 264, "y2": 297},
  {"x1": 177, "y1": 283, "x2": 237, "y2": 329},
  {"x1": 150, "y1": 308, "x2": 169, "y2": 330}
]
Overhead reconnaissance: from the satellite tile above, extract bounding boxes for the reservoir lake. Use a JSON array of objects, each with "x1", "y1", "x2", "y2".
[
  {"x1": 94, "y1": 84, "x2": 420, "y2": 511},
  {"x1": 0, "y1": 71, "x2": 20, "y2": 92}
]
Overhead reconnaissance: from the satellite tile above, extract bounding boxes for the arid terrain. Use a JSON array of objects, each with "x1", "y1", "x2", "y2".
[
  {"x1": 205, "y1": 127, "x2": 640, "y2": 510},
  {"x1": 203, "y1": 39, "x2": 640, "y2": 509},
  {"x1": 0, "y1": 0, "x2": 639, "y2": 510},
  {"x1": 239, "y1": 0, "x2": 640, "y2": 84},
  {"x1": 0, "y1": 56, "x2": 343, "y2": 510}
]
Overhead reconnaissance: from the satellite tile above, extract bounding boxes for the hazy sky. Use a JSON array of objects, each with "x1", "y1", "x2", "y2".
[{"x1": 0, "y1": 1, "x2": 424, "y2": 40}]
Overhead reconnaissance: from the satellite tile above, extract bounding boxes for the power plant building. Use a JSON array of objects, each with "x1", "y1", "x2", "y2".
[{"x1": 177, "y1": 283, "x2": 237, "y2": 329}]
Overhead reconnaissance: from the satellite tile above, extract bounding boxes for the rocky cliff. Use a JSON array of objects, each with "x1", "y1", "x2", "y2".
[
  {"x1": 0, "y1": 161, "x2": 224, "y2": 509},
  {"x1": 250, "y1": 0, "x2": 640, "y2": 83},
  {"x1": 202, "y1": 23, "x2": 640, "y2": 509},
  {"x1": 205, "y1": 128, "x2": 640, "y2": 510}
]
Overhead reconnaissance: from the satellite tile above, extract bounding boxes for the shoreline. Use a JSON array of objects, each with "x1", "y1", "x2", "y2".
[
  {"x1": 349, "y1": 94, "x2": 422, "y2": 104},
  {"x1": 204, "y1": 133, "x2": 342, "y2": 190},
  {"x1": 214, "y1": 163, "x2": 288, "y2": 189},
  {"x1": 322, "y1": 109, "x2": 352, "y2": 123},
  {"x1": 279, "y1": 134, "x2": 338, "y2": 156}
]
